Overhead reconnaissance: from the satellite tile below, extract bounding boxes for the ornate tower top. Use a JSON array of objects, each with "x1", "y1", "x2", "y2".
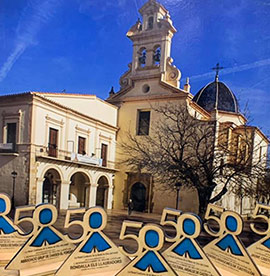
[
  {"x1": 127, "y1": 1, "x2": 177, "y2": 72},
  {"x1": 138, "y1": 0, "x2": 173, "y2": 32},
  {"x1": 118, "y1": 0, "x2": 181, "y2": 91}
]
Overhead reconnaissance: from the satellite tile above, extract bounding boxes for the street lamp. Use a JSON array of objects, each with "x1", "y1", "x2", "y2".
[
  {"x1": 175, "y1": 182, "x2": 182, "y2": 210},
  {"x1": 11, "y1": 171, "x2": 17, "y2": 209}
]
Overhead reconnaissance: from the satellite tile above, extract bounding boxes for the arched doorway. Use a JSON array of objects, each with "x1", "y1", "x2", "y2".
[
  {"x1": 42, "y1": 169, "x2": 61, "y2": 207},
  {"x1": 96, "y1": 176, "x2": 109, "y2": 208},
  {"x1": 70, "y1": 172, "x2": 90, "y2": 207},
  {"x1": 130, "y1": 182, "x2": 146, "y2": 212}
]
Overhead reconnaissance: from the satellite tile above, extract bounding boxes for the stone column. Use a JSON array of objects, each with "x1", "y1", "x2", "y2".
[
  {"x1": 107, "y1": 186, "x2": 114, "y2": 209},
  {"x1": 84, "y1": 182, "x2": 90, "y2": 208},
  {"x1": 89, "y1": 183, "x2": 98, "y2": 207},
  {"x1": 60, "y1": 180, "x2": 70, "y2": 210},
  {"x1": 36, "y1": 177, "x2": 45, "y2": 205},
  {"x1": 146, "y1": 47, "x2": 154, "y2": 67}
]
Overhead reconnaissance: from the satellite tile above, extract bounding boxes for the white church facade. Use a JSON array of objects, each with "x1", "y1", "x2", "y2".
[{"x1": 107, "y1": 0, "x2": 269, "y2": 214}]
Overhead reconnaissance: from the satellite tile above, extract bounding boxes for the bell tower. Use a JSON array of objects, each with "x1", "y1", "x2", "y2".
[
  {"x1": 127, "y1": 0, "x2": 177, "y2": 76},
  {"x1": 117, "y1": 0, "x2": 181, "y2": 90}
]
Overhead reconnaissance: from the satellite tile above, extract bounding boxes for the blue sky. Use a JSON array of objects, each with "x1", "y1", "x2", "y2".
[{"x1": 0, "y1": 0, "x2": 270, "y2": 135}]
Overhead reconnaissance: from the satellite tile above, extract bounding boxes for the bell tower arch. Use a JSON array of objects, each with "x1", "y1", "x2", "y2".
[{"x1": 127, "y1": 0, "x2": 177, "y2": 76}]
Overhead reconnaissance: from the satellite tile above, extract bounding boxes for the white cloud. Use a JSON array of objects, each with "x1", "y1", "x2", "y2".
[
  {"x1": 0, "y1": 0, "x2": 61, "y2": 82},
  {"x1": 189, "y1": 58, "x2": 270, "y2": 81},
  {"x1": 0, "y1": 44, "x2": 26, "y2": 82}
]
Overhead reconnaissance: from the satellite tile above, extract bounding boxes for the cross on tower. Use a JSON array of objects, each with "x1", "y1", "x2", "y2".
[{"x1": 212, "y1": 63, "x2": 224, "y2": 78}]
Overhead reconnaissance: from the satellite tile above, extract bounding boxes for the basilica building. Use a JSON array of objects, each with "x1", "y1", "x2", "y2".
[{"x1": 107, "y1": 0, "x2": 269, "y2": 214}]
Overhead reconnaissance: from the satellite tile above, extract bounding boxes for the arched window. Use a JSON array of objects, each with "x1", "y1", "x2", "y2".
[
  {"x1": 138, "y1": 48, "x2": 146, "y2": 67},
  {"x1": 148, "y1": 16, "x2": 154, "y2": 30},
  {"x1": 153, "y1": 46, "x2": 161, "y2": 65}
]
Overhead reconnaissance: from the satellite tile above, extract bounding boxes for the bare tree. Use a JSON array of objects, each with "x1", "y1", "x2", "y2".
[
  {"x1": 120, "y1": 104, "x2": 268, "y2": 217},
  {"x1": 256, "y1": 168, "x2": 270, "y2": 205}
]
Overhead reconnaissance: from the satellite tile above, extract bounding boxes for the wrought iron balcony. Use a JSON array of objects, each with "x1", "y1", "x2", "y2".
[{"x1": 35, "y1": 145, "x2": 116, "y2": 170}]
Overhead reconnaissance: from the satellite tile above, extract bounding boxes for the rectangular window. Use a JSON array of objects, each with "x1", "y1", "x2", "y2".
[
  {"x1": 7, "y1": 123, "x2": 17, "y2": 150},
  {"x1": 101, "y1": 143, "x2": 108, "y2": 167},
  {"x1": 259, "y1": 146, "x2": 263, "y2": 161},
  {"x1": 78, "y1": 136, "x2": 86, "y2": 155},
  {"x1": 244, "y1": 144, "x2": 249, "y2": 162},
  {"x1": 137, "y1": 111, "x2": 150, "y2": 135},
  {"x1": 1, "y1": 123, "x2": 17, "y2": 152},
  {"x1": 236, "y1": 134, "x2": 241, "y2": 162},
  {"x1": 220, "y1": 158, "x2": 224, "y2": 175},
  {"x1": 48, "y1": 128, "x2": 58, "y2": 157}
]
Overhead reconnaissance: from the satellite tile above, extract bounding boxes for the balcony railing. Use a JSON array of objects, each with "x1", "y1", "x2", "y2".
[
  {"x1": 71, "y1": 153, "x2": 102, "y2": 166},
  {"x1": 0, "y1": 143, "x2": 17, "y2": 153},
  {"x1": 35, "y1": 145, "x2": 116, "y2": 170}
]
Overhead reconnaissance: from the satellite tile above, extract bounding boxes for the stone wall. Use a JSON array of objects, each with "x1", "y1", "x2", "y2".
[
  {"x1": 0, "y1": 95, "x2": 32, "y2": 206},
  {"x1": 0, "y1": 145, "x2": 30, "y2": 206}
]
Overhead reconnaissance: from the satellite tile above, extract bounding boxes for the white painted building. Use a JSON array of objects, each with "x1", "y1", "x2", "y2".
[{"x1": 0, "y1": 92, "x2": 118, "y2": 210}]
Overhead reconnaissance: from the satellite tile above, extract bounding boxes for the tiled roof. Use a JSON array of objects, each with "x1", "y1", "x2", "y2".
[{"x1": 193, "y1": 80, "x2": 239, "y2": 113}]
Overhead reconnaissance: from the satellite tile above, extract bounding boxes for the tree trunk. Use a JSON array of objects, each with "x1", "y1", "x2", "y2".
[
  {"x1": 197, "y1": 185, "x2": 216, "y2": 218},
  {"x1": 209, "y1": 185, "x2": 228, "y2": 204}
]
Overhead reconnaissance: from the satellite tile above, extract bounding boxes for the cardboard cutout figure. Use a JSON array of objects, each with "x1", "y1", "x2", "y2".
[
  {"x1": 6, "y1": 204, "x2": 75, "y2": 276},
  {"x1": 163, "y1": 211, "x2": 221, "y2": 276},
  {"x1": 117, "y1": 223, "x2": 177, "y2": 276},
  {"x1": 56, "y1": 207, "x2": 129, "y2": 276},
  {"x1": 203, "y1": 204, "x2": 261, "y2": 276},
  {"x1": 0, "y1": 193, "x2": 27, "y2": 266},
  {"x1": 248, "y1": 203, "x2": 270, "y2": 276}
]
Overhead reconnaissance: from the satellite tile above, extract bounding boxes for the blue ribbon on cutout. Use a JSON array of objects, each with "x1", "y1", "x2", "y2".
[
  {"x1": 173, "y1": 238, "x2": 202, "y2": 259},
  {"x1": 30, "y1": 227, "x2": 62, "y2": 247},
  {"x1": 0, "y1": 216, "x2": 16, "y2": 234},
  {"x1": 80, "y1": 232, "x2": 111, "y2": 253},
  {"x1": 262, "y1": 237, "x2": 270, "y2": 249},
  {"x1": 134, "y1": 251, "x2": 167, "y2": 273},
  {"x1": 216, "y1": 234, "x2": 243, "y2": 256}
]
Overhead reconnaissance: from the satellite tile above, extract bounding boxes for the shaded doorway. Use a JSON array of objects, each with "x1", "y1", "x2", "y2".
[
  {"x1": 42, "y1": 169, "x2": 61, "y2": 207},
  {"x1": 130, "y1": 182, "x2": 146, "y2": 212},
  {"x1": 96, "y1": 176, "x2": 109, "y2": 208},
  {"x1": 70, "y1": 172, "x2": 90, "y2": 207}
]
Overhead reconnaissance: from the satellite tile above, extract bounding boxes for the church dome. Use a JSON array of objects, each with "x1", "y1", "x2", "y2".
[{"x1": 193, "y1": 77, "x2": 239, "y2": 113}]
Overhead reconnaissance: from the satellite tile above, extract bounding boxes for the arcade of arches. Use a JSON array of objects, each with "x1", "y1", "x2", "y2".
[{"x1": 35, "y1": 161, "x2": 114, "y2": 210}]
